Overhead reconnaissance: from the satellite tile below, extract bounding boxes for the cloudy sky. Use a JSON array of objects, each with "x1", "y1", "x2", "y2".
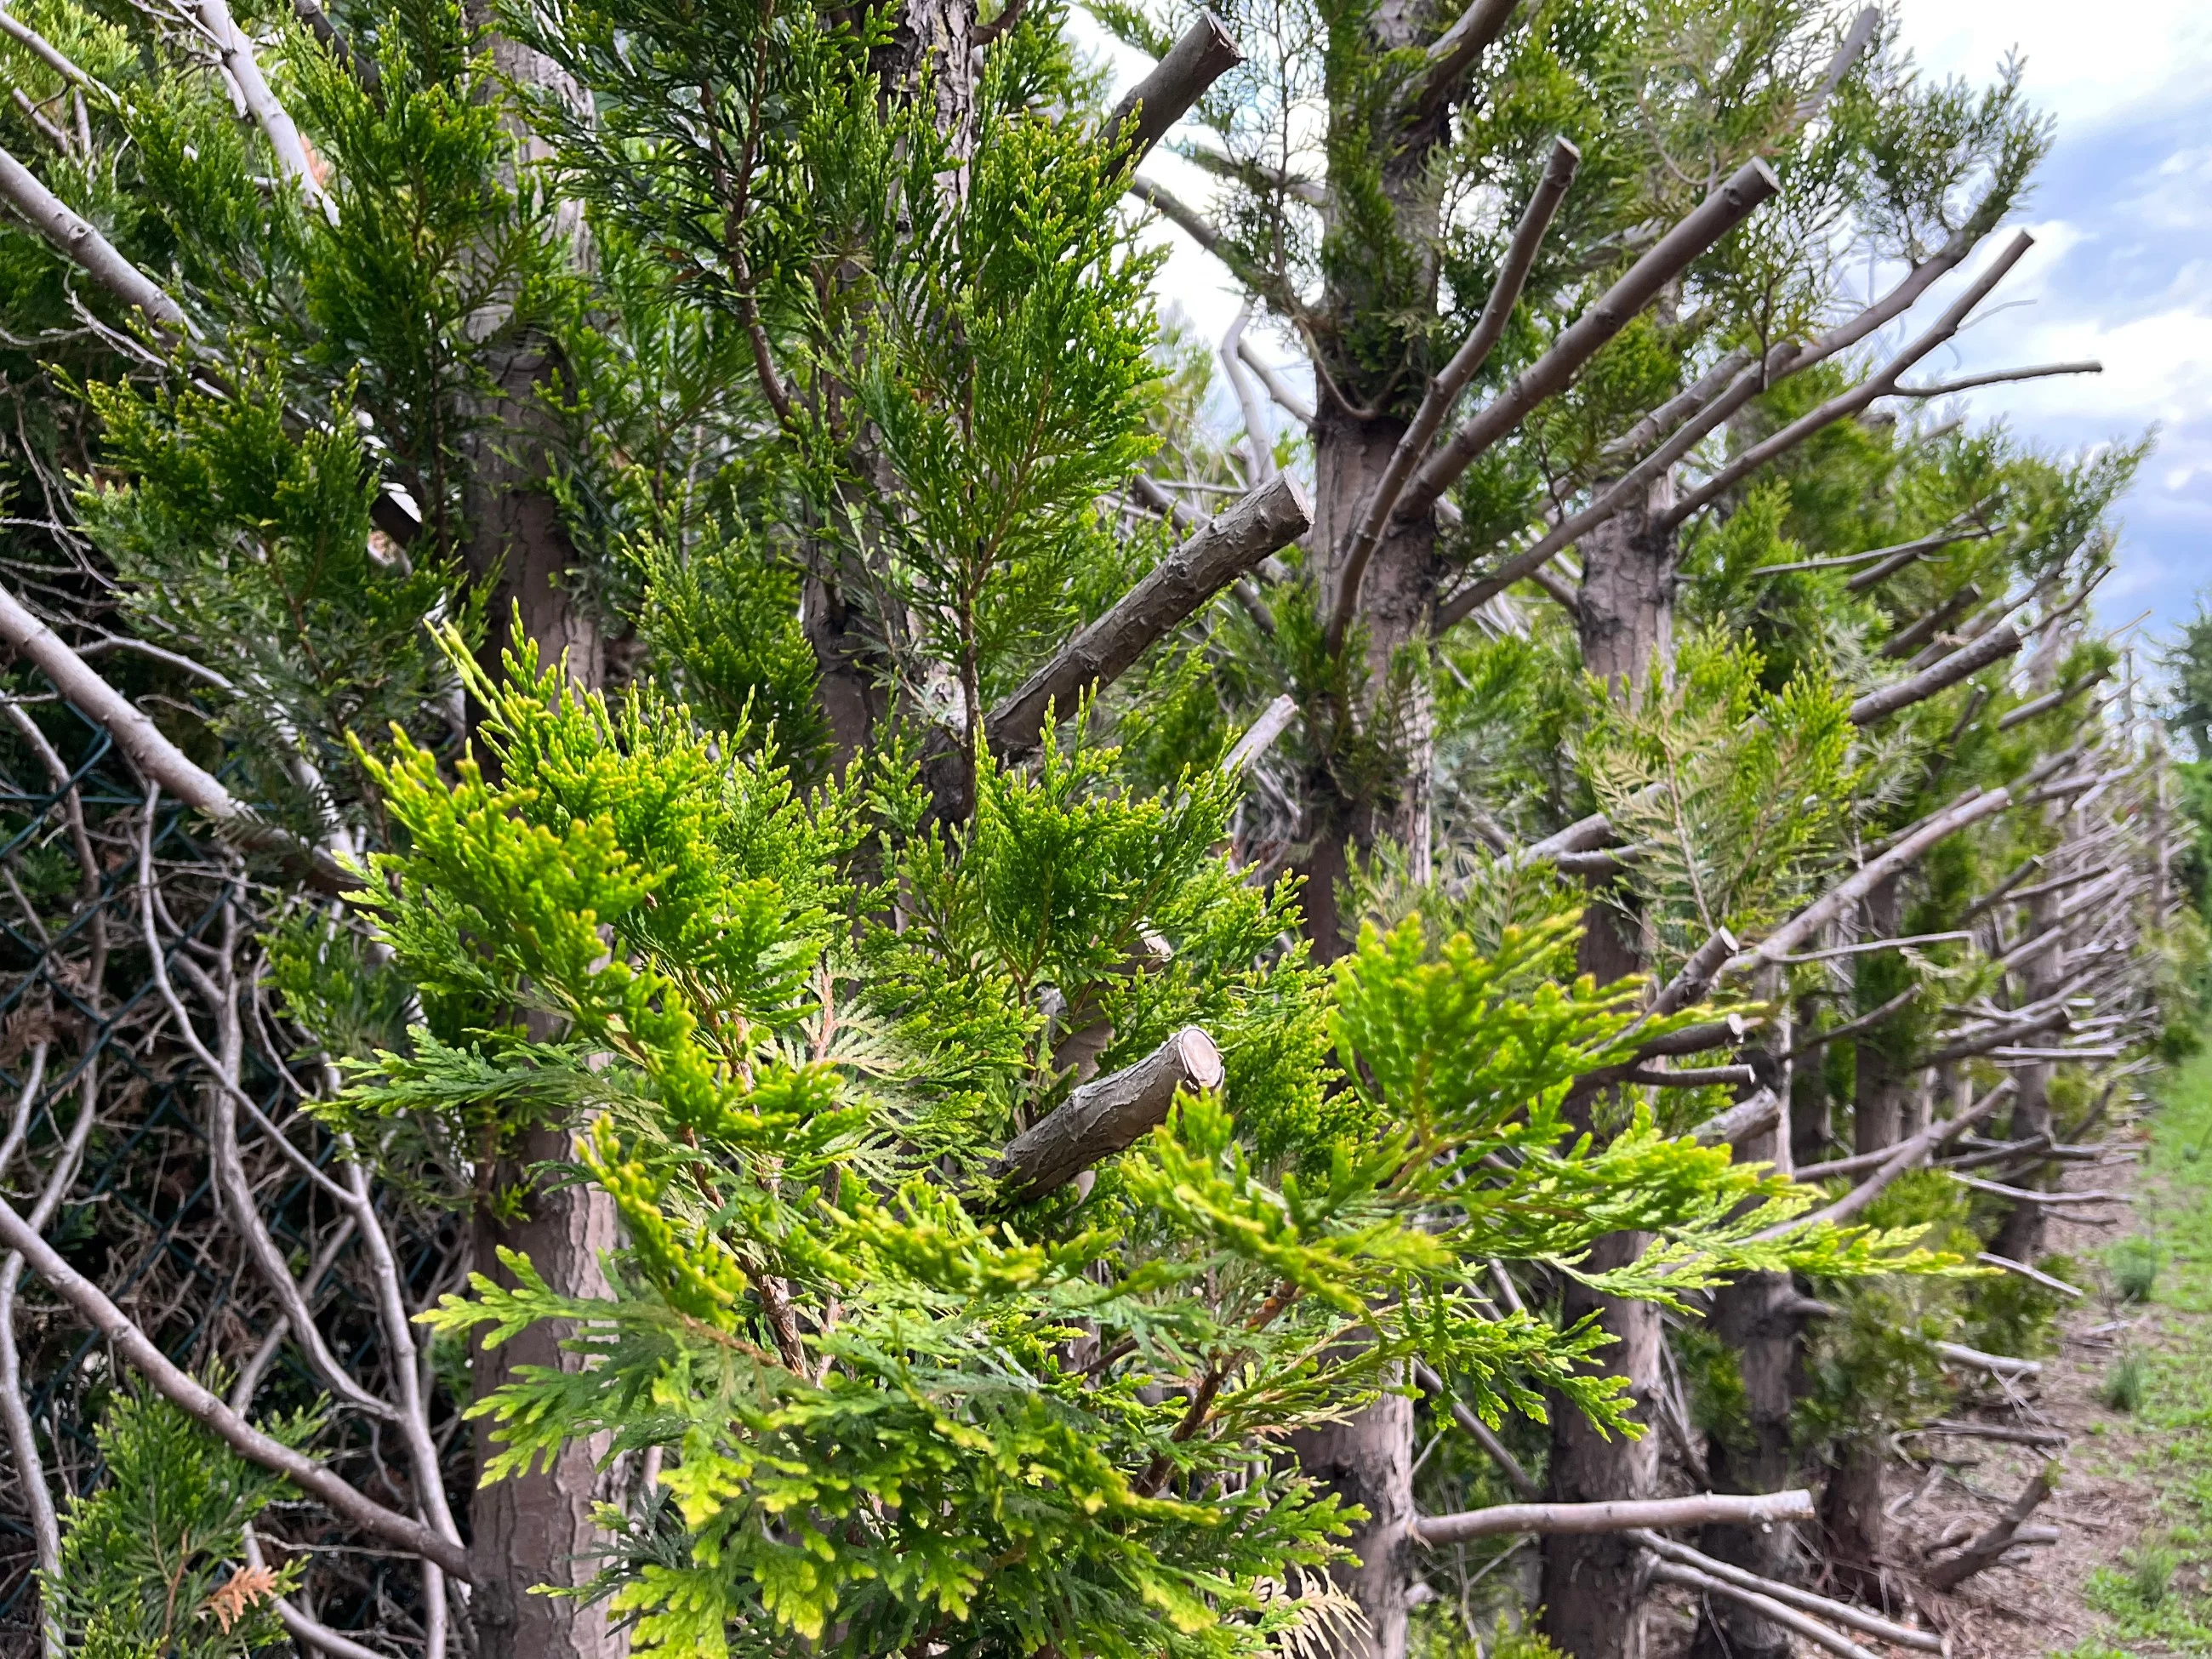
[{"x1": 1112, "y1": 2, "x2": 2211, "y2": 641}]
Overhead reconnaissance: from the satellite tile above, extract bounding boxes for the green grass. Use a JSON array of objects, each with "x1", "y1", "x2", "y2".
[
  {"x1": 2058, "y1": 1040, "x2": 2212, "y2": 1653},
  {"x1": 2107, "y1": 1350, "x2": 2152, "y2": 1413}
]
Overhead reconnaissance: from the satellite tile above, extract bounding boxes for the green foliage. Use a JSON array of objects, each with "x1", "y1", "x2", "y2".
[
  {"x1": 2113, "y1": 1235, "x2": 2164, "y2": 1303},
  {"x1": 2166, "y1": 597, "x2": 2212, "y2": 764},
  {"x1": 43, "y1": 1393, "x2": 311, "y2": 1659},
  {"x1": 349, "y1": 655, "x2": 1944, "y2": 1656},
  {"x1": 76, "y1": 368, "x2": 467, "y2": 830},
  {"x1": 1580, "y1": 629, "x2": 1859, "y2": 974},
  {"x1": 2104, "y1": 1351, "x2": 2150, "y2": 1415}
]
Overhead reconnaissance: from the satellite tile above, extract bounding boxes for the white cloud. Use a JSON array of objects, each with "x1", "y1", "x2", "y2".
[{"x1": 1894, "y1": 0, "x2": 2212, "y2": 133}]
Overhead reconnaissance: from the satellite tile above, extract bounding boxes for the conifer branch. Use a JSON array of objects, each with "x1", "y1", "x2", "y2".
[
  {"x1": 1998, "y1": 668, "x2": 2108, "y2": 730},
  {"x1": 1882, "y1": 582, "x2": 1982, "y2": 658},
  {"x1": 0, "y1": 142, "x2": 186, "y2": 328},
  {"x1": 1760, "y1": 1080, "x2": 2010, "y2": 1237},
  {"x1": 1238, "y1": 335, "x2": 1315, "y2": 423},
  {"x1": 1686, "y1": 1088, "x2": 1781, "y2": 1149},
  {"x1": 1413, "y1": 1360, "x2": 1541, "y2": 1500},
  {"x1": 1395, "y1": 158, "x2": 1779, "y2": 530},
  {"x1": 1126, "y1": 175, "x2": 1291, "y2": 309},
  {"x1": 1221, "y1": 301, "x2": 1275, "y2": 483},
  {"x1": 1730, "y1": 788, "x2": 2016, "y2": 973},
  {"x1": 1436, "y1": 212, "x2": 2024, "y2": 633},
  {"x1": 0, "y1": 3, "x2": 100, "y2": 89},
  {"x1": 1776, "y1": 984, "x2": 1922, "y2": 1063},
  {"x1": 0, "y1": 1188, "x2": 476, "y2": 1580},
  {"x1": 1842, "y1": 526, "x2": 1995, "y2": 592},
  {"x1": 1104, "y1": 12, "x2": 1243, "y2": 168},
  {"x1": 989, "y1": 1027, "x2": 1223, "y2": 1201},
  {"x1": 1412, "y1": 1489, "x2": 1814, "y2": 1546},
  {"x1": 1796, "y1": 6, "x2": 1879, "y2": 122},
  {"x1": 988, "y1": 473, "x2": 1310, "y2": 758},
  {"x1": 1329, "y1": 134, "x2": 1578, "y2": 648},
  {"x1": 1894, "y1": 360, "x2": 2101, "y2": 399}
]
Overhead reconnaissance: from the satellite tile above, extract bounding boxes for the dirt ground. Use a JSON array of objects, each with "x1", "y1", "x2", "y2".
[{"x1": 1643, "y1": 1071, "x2": 2198, "y2": 1659}]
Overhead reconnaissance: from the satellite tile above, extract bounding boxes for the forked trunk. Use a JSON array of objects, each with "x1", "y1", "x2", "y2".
[{"x1": 1297, "y1": 411, "x2": 1442, "y2": 959}]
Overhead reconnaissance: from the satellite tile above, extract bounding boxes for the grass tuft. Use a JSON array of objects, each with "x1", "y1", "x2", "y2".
[
  {"x1": 2112, "y1": 1235, "x2": 2162, "y2": 1303},
  {"x1": 2102, "y1": 1350, "x2": 2149, "y2": 1413}
]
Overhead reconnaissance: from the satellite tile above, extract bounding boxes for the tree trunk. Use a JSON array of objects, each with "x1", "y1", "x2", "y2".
[
  {"x1": 448, "y1": 31, "x2": 624, "y2": 1611},
  {"x1": 1287, "y1": 1388, "x2": 1416, "y2": 1659},
  {"x1": 1536, "y1": 474, "x2": 1679, "y2": 1659},
  {"x1": 1297, "y1": 410, "x2": 1441, "y2": 960},
  {"x1": 469, "y1": 1126, "x2": 624, "y2": 1659},
  {"x1": 1539, "y1": 1228, "x2": 1662, "y2": 1659},
  {"x1": 1576, "y1": 476, "x2": 1676, "y2": 693},
  {"x1": 463, "y1": 335, "x2": 606, "y2": 691},
  {"x1": 1789, "y1": 989, "x2": 1831, "y2": 1166},
  {"x1": 1850, "y1": 874, "x2": 1904, "y2": 1157},
  {"x1": 1995, "y1": 887, "x2": 2060, "y2": 1263},
  {"x1": 1692, "y1": 1021, "x2": 1800, "y2": 1659},
  {"x1": 1818, "y1": 1437, "x2": 1888, "y2": 1604}
]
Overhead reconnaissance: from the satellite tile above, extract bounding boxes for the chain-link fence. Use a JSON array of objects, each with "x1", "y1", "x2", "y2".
[{"x1": 0, "y1": 689, "x2": 461, "y2": 1656}]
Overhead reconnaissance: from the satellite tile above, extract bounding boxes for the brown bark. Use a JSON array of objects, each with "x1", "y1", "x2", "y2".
[
  {"x1": 463, "y1": 336, "x2": 607, "y2": 693},
  {"x1": 1536, "y1": 468, "x2": 1679, "y2": 1659},
  {"x1": 1539, "y1": 1228, "x2": 1662, "y2": 1659},
  {"x1": 1994, "y1": 887, "x2": 2060, "y2": 1263},
  {"x1": 1295, "y1": 412, "x2": 1441, "y2": 961},
  {"x1": 1692, "y1": 1054, "x2": 1801, "y2": 1659},
  {"x1": 1817, "y1": 1437, "x2": 1888, "y2": 1602},
  {"x1": 470, "y1": 1126, "x2": 624, "y2": 1659},
  {"x1": 1287, "y1": 1389, "x2": 1416, "y2": 1659},
  {"x1": 449, "y1": 31, "x2": 622, "y2": 1626},
  {"x1": 1576, "y1": 472, "x2": 1676, "y2": 693},
  {"x1": 1790, "y1": 991, "x2": 1831, "y2": 1166},
  {"x1": 1850, "y1": 875, "x2": 1904, "y2": 1157}
]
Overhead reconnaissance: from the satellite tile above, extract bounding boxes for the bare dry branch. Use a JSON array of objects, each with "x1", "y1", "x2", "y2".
[
  {"x1": 1632, "y1": 1529, "x2": 1937, "y2": 1652},
  {"x1": 1396, "y1": 159, "x2": 1780, "y2": 529},
  {"x1": 1412, "y1": 1489, "x2": 1815, "y2": 1547},
  {"x1": 989, "y1": 475, "x2": 1310, "y2": 757},
  {"x1": 1849, "y1": 623, "x2": 2023, "y2": 727},
  {"x1": 0, "y1": 578, "x2": 348, "y2": 888},
  {"x1": 1893, "y1": 360, "x2": 2101, "y2": 399},
  {"x1": 0, "y1": 1184, "x2": 474, "y2": 1579},
  {"x1": 1104, "y1": 12, "x2": 1243, "y2": 169},
  {"x1": 1399, "y1": 0, "x2": 1521, "y2": 128},
  {"x1": 990, "y1": 1028, "x2": 1223, "y2": 1201},
  {"x1": 1643, "y1": 1560, "x2": 1878, "y2": 1659},
  {"x1": 1763, "y1": 1080, "x2": 2012, "y2": 1237},
  {"x1": 1924, "y1": 1462, "x2": 2058, "y2": 1590},
  {"x1": 1659, "y1": 232, "x2": 2036, "y2": 531},
  {"x1": 0, "y1": 142, "x2": 185, "y2": 327},
  {"x1": 1883, "y1": 582, "x2": 1984, "y2": 660}
]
